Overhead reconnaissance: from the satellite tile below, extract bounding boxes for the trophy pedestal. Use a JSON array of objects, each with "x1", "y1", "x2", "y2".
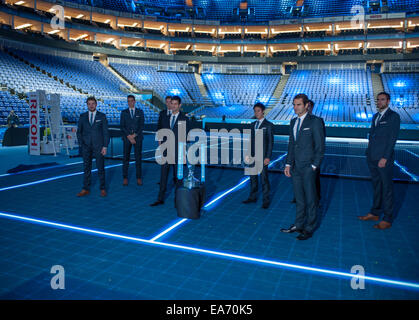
[{"x1": 175, "y1": 183, "x2": 205, "y2": 220}]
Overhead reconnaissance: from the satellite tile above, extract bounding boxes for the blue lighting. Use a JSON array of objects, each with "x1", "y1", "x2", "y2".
[
  {"x1": 328, "y1": 77, "x2": 341, "y2": 84},
  {"x1": 205, "y1": 74, "x2": 214, "y2": 80},
  {"x1": 170, "y1": 88, "x2": 181, "y2": 95},
  {"x1": 0, "y1": 162, "x2": 135, "y2": 192},
  {"x1": 394, "y1": 161, "x2": 418, "y2": 182},
  {"x1": 214, "y1": 92, "x2": 224, "y2": 100},
  {"x1": 149, "y1": 218, "x2": 188, "y2": 241},
  {"x1": 257, "y1": 95, "x2": 270, "y2": 104},
  {"x1": 355, "y1": 112, "x2": 373, "y2": 121},
  {"x1": 347, "y1": 84, "x2": 359, "y2": 92},
  {"x1": 204, "y1": 177, "x2": 250, "y2": 210},
  {"x1": 394, "y1": 81, "x2": 406, "y2": 88},
  {"x1": 323, "y1": 104, "x2": 339, "y2": 111},
  {"x1": 138, "y1": 75, "x2": 148, "y2": 81},
  {"x1": 1, "y1": 211, "x2": 418, "y2": 292}
]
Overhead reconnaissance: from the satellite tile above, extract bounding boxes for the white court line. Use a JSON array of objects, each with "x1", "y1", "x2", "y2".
[{"x1": 0, "y1": 211, "x2": 418, "y2": 292}]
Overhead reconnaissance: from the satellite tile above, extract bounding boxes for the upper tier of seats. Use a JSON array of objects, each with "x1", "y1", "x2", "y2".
[
  {"x1": 0, "y1": 48, "x2": 158, "y2": 125},
  {"x1": 65, "y1": 0, "x2": 419, "y2": 21}
]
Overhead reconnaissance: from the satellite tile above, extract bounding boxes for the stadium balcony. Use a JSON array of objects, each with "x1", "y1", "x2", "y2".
[
  {"x1": 195, "y1": 51, "x2": 214, "y2": 57},
  {"x1": 222, "y1": 33, "x2": 243, "y2": 40},
  {"x1": 338, "y1": 29, "x2": 365, "y2": 36},
  {"x1": 271, "y1": 51, "x2": 298, "y2": 57},
  {"x1": 271, "y1": 32, "x2": 302, "y2": 40},
  {"x1": 223, "y1": 52, "x2": 242, "y2": 57},
  {"x1": 367, "y1": 28, "x2": 403, "y2": 35},
  {"x1": 301, "y1": 50, "x2": 329, "y2": 57},
  {"x1": 367, "y1": 48, "x2": 400, "y2": 55},
  {"x1": 303, "y1": 31, "x2": 328, "y2": 38},
  {"x1": 123, "y1": 26, "x2": 144, "y2": 34},
  {"x1": 338, "y1": 49, "x2": 364, "y2": 56}
]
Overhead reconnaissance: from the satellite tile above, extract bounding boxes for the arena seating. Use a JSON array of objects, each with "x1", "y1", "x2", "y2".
[
  {"x1": 0, "y1": 48, "x2": 158, "y2": 125},
  {"x1": 382, "y1": 73, "x2": 419, "y2": 123},
  {"x1": 200, "y1": 74, "x2": 279, "y2": 117},
  {"x1": 267, "y1": 68, "x2": 377, "y2": 123}
]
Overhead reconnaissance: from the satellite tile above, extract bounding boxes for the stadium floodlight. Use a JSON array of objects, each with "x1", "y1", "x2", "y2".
[
  {"x1": 76, "y1": 14, "x2": 84, "y2": 19},
  {"x1": 15, "y1": 1, "x2": 25, "y2": 5}
]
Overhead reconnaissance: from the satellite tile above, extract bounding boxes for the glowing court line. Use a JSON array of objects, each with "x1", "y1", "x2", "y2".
[
  {"x1": 0, "y1": 161, "x2": 84, "y2": 178},
  {"x1": 0, "y1": 161, "x2": 135, "y2": 192},
  {"x1": 403, "y1": 149, "x2": 419, "y2": 159},
  {"x1": 149, "y1": 218, "x2": 188, "y2": 241},
  {"x1": 0, "y1": 148, "x2": 157, "y2": 178},
  {"x1": 394, "y1": 161, "x2": 418, "y2": 182},
  {"x1": 0, "y1": 211, "x2": 418, "y2": 291},
  {"x1": 112, "y1": 148, "x2": 159, "y2": 158},
  {"x1": 150, "y1": 153, "x2": 288, "y2": 240}
]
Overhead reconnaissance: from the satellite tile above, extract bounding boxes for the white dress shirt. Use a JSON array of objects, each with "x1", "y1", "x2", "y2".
[
  {"x1": 255, "y1": 118, "x2": 265, "y2": 129},
  {"x1": 170, "y1": 112, "x2": 179, "y2": 128},
  {"x1": 375, "y1": 107, "x2": 389, "y2": 126},
  {"x1": 88, "y1": 110, "x2": 97, "y2": 124}
]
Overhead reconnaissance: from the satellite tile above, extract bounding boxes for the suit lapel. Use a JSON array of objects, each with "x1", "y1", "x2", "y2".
[{"x1": 297, "y1": 115, "x2": 310, "y2": 140}]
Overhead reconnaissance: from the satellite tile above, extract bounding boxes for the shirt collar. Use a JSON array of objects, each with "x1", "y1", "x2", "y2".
[
  {"x1": 89, "y1": 110, "x2": 97, "y2": 116},
  {"x1": 297, "y1": 112, "x2": 308, "y2": 121},
  {"x1": 379, "y1": 107, "x2": 389, "y2": 116}
]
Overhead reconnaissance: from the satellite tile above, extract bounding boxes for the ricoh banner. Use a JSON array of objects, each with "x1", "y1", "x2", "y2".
[{"x1": 28, "y1": 91, "x2": 40, "y2": 155}]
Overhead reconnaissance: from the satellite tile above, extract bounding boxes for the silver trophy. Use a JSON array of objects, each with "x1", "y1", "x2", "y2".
[
  {"x1": 183, "y1": 162, "x2": 201, "y2": 189},
  {"x1": 182, "y1": 142, "x2": 201, "y2": 189}
]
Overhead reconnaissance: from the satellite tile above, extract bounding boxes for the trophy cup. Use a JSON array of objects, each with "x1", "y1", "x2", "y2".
[
  {"x1": 183, "y1": 162, "x2": 201, "y2": 189},
  {"x1": 175, "y1": 141, "x2": 206, "y2": 219}
]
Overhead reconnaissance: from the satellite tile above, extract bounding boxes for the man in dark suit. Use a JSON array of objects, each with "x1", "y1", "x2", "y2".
[
  {"x1": 156, "y1": 96, "x2": 175, "y2": 184},
  {"x1": 290, "y1": 99, "x2": 324, "y2": 204},
  {"x1": 281, "y1": 94, "x2": 325, "y2": 240},
  {"x1": 358, "y1": 92, "x2": 400, "y2": 230},
  {"x1": 120, "y1": 95, "x2": 145, "y2": 186},
  {"x1": 150, "y1": 95, "x2": 189, "y2": 206},
  {"x1": 76, "y1": 96, "x2": 110, "y2": 197},
  {"x1": 242, "y1": 103, "x2": 274, "y2": 209}
]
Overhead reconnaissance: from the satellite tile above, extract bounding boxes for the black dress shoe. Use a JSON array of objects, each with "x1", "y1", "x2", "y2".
[
  {"x1": 280, "y1": 225, "x2": 301, "y2": 233},
  {"x1": 297, "y1": 231, "x2": 312, "y2": 240},
  {"x1": 150, "y1": 200, "x2": 164, "y2": 207},
  {"x1": 262, "y1": 203, "x2": 270, "y2": 209},
  {"x1": 242, "y1": 199, "x2": 257, "y2": 204}
]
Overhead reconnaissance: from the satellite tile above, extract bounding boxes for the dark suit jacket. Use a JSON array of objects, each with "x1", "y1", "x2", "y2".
[
  {"x1": 286, "y1": 114, "x2": 325, "y2": 169},
  {"x1": 157, "y1": 109, "x2": 171, "y2": 131},
  {"x1": 250, "y1": 118, "x2": 274, "y2": 160},
  {"x1": 366, "y1": 108, "x2": 400, "y2": 161},
  {"x1": 77, "y1": 111, "x2": 110, "y2": 151},
  {"x1": 159, "y1": 111, "x2": 190, "y2": 163},
  {"x1": 120, "y1": 108, "x2": 145, "y2": 141}
]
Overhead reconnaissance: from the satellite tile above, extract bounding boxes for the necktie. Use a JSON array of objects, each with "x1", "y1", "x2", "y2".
[
  {"x1": 255, "y1": 121, "x2": 260, "y2": 130},
  {"x1": 130, "y1": 109, "x2": 134, "y2": 119},
  {"x1": 375, "y1": 113, "x2": 382, "y2": 126},
  {"x1": 296, "y1": 117, "x2": 301, "y2": 139},
  {"x1": 170, "y1": 115, "x2": 175, "y2": 129},
  {"x1": 89, "y1": 112, "x2": 93, "y2": 125}
]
